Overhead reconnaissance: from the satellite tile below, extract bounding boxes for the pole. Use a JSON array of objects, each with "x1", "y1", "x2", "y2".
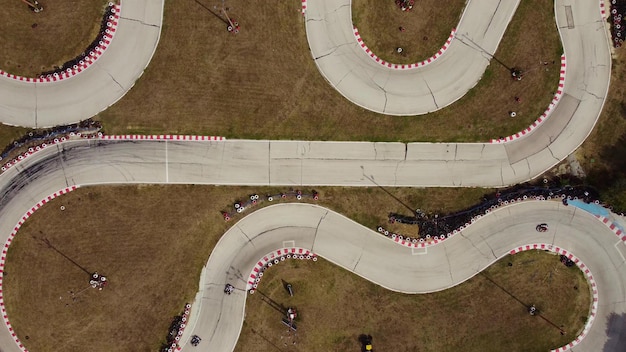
[
  {"x1": 20, "y1": 0, "x2": 35, "y2": 9},
  {"x1": 361, "y1": 170, "x2": 417, "y2": 217},
  {"x1": 457, "y1": 34, "x2": 513, "y2": 72}
]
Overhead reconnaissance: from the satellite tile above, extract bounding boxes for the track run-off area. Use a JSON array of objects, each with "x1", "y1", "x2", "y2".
[{"x1": 0, "y1": 0, "x2": 621, "y2": 351}]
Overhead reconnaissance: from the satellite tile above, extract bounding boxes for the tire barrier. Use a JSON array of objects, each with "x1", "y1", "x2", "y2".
[
  {"x1": 382, "y1": 183, "x2": 609, "y2": 246},
  {"x1": 0, "y1": 119, "x2": 102, "y2": 172},
  {"x1": 353, "y1": 26, "x2": 456, "y2": 70},
  {"x1": 0, "y1": 3, "x2": 121, "y2": 82},
  {"x1": 1, "y1": 132, "x2": 227, "y2": 175},
  {"x1": 610, "y1": 0, "x2": 626, "y2": 48},
  {"x1": 491, "y1": 54, "x2": 567, "y2": 144},
  {"x1": 509, "y1": 244, "x2": 599, "y2": 352},
  {"x1": 159, "y1": 302, "x2": 192, "y2": 352},
  {"x1": 246, "y1": 247, "x2": 317, "y2": 293},
  {"x1": 222, "y1": 190, "x2": 319, "y2": 221}
]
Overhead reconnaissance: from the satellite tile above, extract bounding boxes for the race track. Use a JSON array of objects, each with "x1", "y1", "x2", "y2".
[{"x1": 0, "y1": 0, "x2": 621, "y2": 351}]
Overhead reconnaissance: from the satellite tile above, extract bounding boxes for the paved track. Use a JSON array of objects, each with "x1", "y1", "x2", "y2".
[
  {"x1": 0, "y1": 0, "x2": 619, "y2": 351},
  {"x1": 0, "y1": 138, "x2": 624, "y2": 351},
  {"x1": 0, "y1": 0, "x2": 162, "y2": 128}
]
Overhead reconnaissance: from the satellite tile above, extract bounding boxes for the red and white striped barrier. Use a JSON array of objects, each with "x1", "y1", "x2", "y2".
[
  {"x1": 1, "y1": 135, "x2": 72, "y2": 173},
  {"x1": 0, "y1": 186, "x2": 79, "y2": 352},
  {"x1": 509, "y1": 244, "x2": 598, "y2": 352},
  {"x1": 168, "y1": 303, "x2": 192, "y2": 352},
  {"x1": 599, "y1": 0, "x2": 607, "y2": 20},
  {"x1": 246, "y1": 247, "x2": 317, "y2": 293},
  {"x1": 0, "y1": 3, "x2": 121, "y2": 83},
  {"x1": 98, "y1": 135, "x2": 226, "y2": 141},
  {"x1": 491, "y1": 54, "x2": 567, "y2": 143},
  {"x1": 1, "y1": 133, "x2": 226, "y2": 174},
  {"x1": 353, "y1": 26, "x2": 456, "y2": 70},
  {"x1": 301, "y1": 0, "x2": 306, "y2": 16},
  {"x1": 595, "y1": 216, "x2": 626, "y2": 242}
]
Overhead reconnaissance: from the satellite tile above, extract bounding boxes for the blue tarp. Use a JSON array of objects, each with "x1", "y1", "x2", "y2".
[{"x1": 568, "y1": 199, "x2": 610, "y2": 218}]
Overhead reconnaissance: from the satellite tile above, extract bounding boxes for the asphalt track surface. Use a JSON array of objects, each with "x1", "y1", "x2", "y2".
[{"x1": 0, "y1": 0, "x2": 621, "y2": 352}]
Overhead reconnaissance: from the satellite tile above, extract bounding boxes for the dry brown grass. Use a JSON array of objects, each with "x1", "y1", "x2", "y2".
[
  {"x1": 577, "y1": 49, "x2": 626, "y2": 170},
  {"x1": 352, "y1": 0, "x2": 466, "y2": 64},
  {"x1": 0, "y1": 0, "x2": 561, "y2": 150},
  {"x1": 0, "y1": 125, "x2": 29, "y2": 157},
  {"x1": 0, "y1": 0, "x2": 110, "y2": 77},
  {"x1": 3, "y1": 185, "x2": 489, "y2": 352},
  {"x1": 94, "y1": 0, "x2": 560, "y2": 142},
  {"x1": 235, "y1": 250, "x2": 590, "y2": 352}
]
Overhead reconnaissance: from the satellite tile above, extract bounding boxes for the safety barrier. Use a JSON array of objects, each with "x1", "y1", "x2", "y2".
[
  {"x1": 301, "y1": 0, "x2": 306, "y2": 15},
  {"x1": 98, "y1": 135, "x2": 226, "y2": 141},
  {"x1": 0, "y1": 186, "x2": 79, "y2": 352},
  {"x1": 1, "y1": 133, "x2": 226, "y2": 174},
  {"x1": 509, "y1": 244, "x2": 598, "y2": 352},
  {"x1": 246, "y1": 248, "x2": 317, "y2": 293},
  {"x1": 381, "y1": 186, "x2": 610, "y2": 248},
  {"x1": 352, "y1": 26, "x2": 456, "y2": 70},
  {"x1": 388, "y1": 184, "x2": 603, "y2": 241},
  {"x1": 222, "y1": 190, "x2": 319, "y2": 221},
  {"x1": 610, "y1": 0, "x2": 626, "y2": 47},
  {"x1": 0, "y1": 2, "x2": 121, "y2": 82},
  {"x1": 491, "y1": 54, "x2": 567, "y2": 143},
  {"x1": 160, "y1": 302, "x2": 192, "y2": 352},
  {"x1": 595, "y1": 215, "x2": 626, "y2": 242}
]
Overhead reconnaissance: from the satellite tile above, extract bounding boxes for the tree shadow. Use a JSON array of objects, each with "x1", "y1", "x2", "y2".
[
  {"x1": 602, "y1": 312, "x2": 626, "y2": 351},
  {"x1": 586, "y1": 132, "x2": 626, "y2": 213}
]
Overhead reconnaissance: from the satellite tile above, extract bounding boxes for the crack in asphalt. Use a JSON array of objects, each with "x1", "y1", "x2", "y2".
[
  {"x1": 120, "y1": 16, "x2": 160, "y2": 28},
  {"x1": 352, "y1": 251, "x2": 364, "y2": 271},
  {"x1": 482, "y1": 0, "x2": 502, "y2": 38},
  {"x1": 423, "y1": 78, "x2": 439, "y2": 109},
  {"x1": 443, "y1": 244, "x2": 454, "y2": 283},
  {"x1": 311, "y1": 211, "x2": 328, "y2": 253},
  {"x1": 237, "y1": 224, "x2": 254, "y2": 245},
  {"x1": 394, "y1": 161, "x2": 401, "y2": 186},
  {"x1": 547, "y1": 146, "x2": 560, "y2": 161},
  {"x1": 313, "y1": 42, "x2": 351, "y2": 61},
  {"x1": 99, "y1": 62, "x2": 125, "y2": 91}
]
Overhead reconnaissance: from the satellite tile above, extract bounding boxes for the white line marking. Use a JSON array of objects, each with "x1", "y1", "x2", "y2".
[
  {"x1": 165, "y1": 140, "x2": 169, "y2": 183},
  {"x1": 614, "y1": 241, "x2": 626, "y2": 263}
]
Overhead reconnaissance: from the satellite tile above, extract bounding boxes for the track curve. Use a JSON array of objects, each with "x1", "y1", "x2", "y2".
[
  {"x1": 0, "y1": 0, "x2": 619, "y2": 351},
  {"x1": 0, "y1": 0, "x2": 162, "y2": 128},
  {"x1": 0, "y1": 141, "x2": 624, "y2": 351}
]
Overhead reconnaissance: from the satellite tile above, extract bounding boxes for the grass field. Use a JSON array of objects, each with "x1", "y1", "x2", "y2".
[
  {"x1": 3, "y1": 185, "x2": 492, "y2": 352},
  {"x1": 576, "y1": 47, "x2": 626, "y2": 210},
  {"x1": 352, "y1": 0, "x2": 466, "y2": 64},
  {"x1": 0, "y1": 0, "x2": 561, "y2": 152},
  {"x1": 0, "y1": 0, "x2": 110, "y2": 77},
  {"x1": 235, "y1": 251, "x2": 589, "y2": 351},
  {"x1": 91, "y1": 0, "x2": 560, "y2": 143}
]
